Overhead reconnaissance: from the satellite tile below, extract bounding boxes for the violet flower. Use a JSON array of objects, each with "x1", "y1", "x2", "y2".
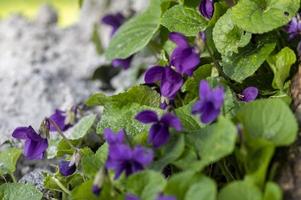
[
  {"x1": 199, "y1": 0, "x2": 214, "y2": 19},
  {"x1": 59, "y1": 160, "x2": 76, "y2": 176},
  {"x1": 135, "y1": 110, "x2": 182, "y2": 148},
  {"x1": 286, "y1": 13, "x2": 301, "y2": 39},
  {"x1": 145, "y1": 66, "x2": 183, "y2": 99},
  {"x1": 12, "y1": 126, "x2": 48, "y2": 160},
  {"x1": 102, "y1": 13, "x2": 133, "y2": 69},
  {"x1": 106, "y1": 144, "x2": 153, "y2": 179},
  {"x1": 192, "y1": 80, "x2": 224, "y2": 124},
  {"x1": 49, "y1": 109, "x2": 71, "y2": 132},
  {"x1": 101, "y1": 13, "x2": 125, "y2": 36},
  {"x1": 103, "y1": 128, "x2": 125, "y2": 146},
  {"x1": 157, "y1": 194, "x2": 177, "y2": 200},
  {"x1": 169, "y1": 32, "x2": 200, "y2": 76},
  {"x1": 126, "y1": 194, "x2": 140, "y2": 200},
  {"x1": 240, "y1": 87, "x2": 258, "y2": 102}
]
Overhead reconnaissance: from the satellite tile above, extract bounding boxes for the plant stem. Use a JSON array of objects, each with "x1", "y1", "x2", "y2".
[
  {"x1": 10, "y1": 173, "x2": 16, "y2": 183},
  {"x1": 217, "y1": 160, "x2": 235, "y2": 182},
  {"x1": 47, "y1": 118, "x2": 77, "y2": 151},
  {"x1": 51, "y1": 177, "x2": 71, "y2": 196}
]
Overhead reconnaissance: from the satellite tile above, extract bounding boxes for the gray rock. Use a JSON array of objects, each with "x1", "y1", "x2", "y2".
[
  {"x1": 18, "y1": 169, "x2": 47, "y2": 192},
  {"x1": 0, "y1": 6, "x2": 105, "y2": 144}
]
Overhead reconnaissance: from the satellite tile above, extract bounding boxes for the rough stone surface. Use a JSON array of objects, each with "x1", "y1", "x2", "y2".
[
  {"x1": 0, "y1": 3, "x2": 106, "y2": 144},
  {"x1": 18, "y1": 169, "x2": 48, "y2": 192}
]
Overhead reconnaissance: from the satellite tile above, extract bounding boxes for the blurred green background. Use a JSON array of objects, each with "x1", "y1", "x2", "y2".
[{"x1": 0, "y1": 0, "x2": 79, "y2": 26}]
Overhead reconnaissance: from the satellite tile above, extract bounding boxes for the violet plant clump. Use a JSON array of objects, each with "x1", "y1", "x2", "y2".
[{"x1": 3, "y1": 0, "x2": 301, "y2": 199}]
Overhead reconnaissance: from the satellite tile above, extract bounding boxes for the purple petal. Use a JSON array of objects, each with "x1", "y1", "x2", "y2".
[
  {"x1": 160, "y1": 113, "x2": 182, "y2": 131},
  {"x1": 103, "y1": 128, "x2": 125, "y2": 145},
  {"x1": 144, "y1": 66, "x2": 165, "y2": 84},
  {"x1": 157, "y1": 194, "x2": 177, "y2": 200},
  {"x1": 12, "y1": 127, "x2": 30, "y2": 140},
  {"x1": 200, "y1": 103, "x2": 220, "y2": 124},
  {"x1": 211, "y1": 87, "x2": 225, "y2": 108},
  {"x1": 242, "y1": 87, "x2": 258, "y2": 102},
  {"x1": 171, "y1": 47, "x2": 200, "y2": 76},
  {"x1": 149, "y1": 124, "x2": 170, "y2": 148},
  {"x1": 199, "y1": 0, "x2": 214, "y2": 19},
  {"x1": 49, "y1": 109, "x2": 67, "y2": 132},
  {"x1": 192, "y1": 100, "x2": 204, "y2": 114},
  {"x1": 126, "y1": 194, "x2": 140, "y2": 200},
  {"x1": 135, "y1": 110, "x2": 158, "y2": 124},
  {"x1": 161, "y1": 68, "x2": 183, "y2": 98},
  {"x1": 24, "y1": 138, "x2": 48, "y2": 160},
  {"x1": 199, "y1": 80, "x2": 210, "y2": 98},
  {"x1": 112, "y1": 56, "x2": 133, "y2": 70},
  {"x1": 132, "y1": 146, "x2": 153, "y2": 166},
  {"x1": 102, "y1": 13, "x2": 125, "y2": 35},
  {"x1": 169, "y1": 32, "x2": 189, "y2": 48},
  {"x1": 25, "y1": 126, "x2": 44, "y2": 141},
  {"x1": 59, "y1": 160, "x2": 76, "y2": 176}
]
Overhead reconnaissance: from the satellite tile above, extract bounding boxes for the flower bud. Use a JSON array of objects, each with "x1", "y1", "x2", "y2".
[
  {"x1": 92, "y1": 168, "x2": 105, "y2": 196},
  {"x1": 199, "y1": 0, "x2": 214, "y2": 20},
  {"x1": 39, "y1": 118, "x2": 50, "y2": 139}
]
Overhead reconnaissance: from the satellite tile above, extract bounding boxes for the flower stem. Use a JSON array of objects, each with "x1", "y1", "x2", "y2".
[
  {"x1": 47, "y1": 118, "x2": 77, "y2": 151},
  {"x1": 9, "y1": 173, "x2": 16, "y2": 183},
  {"x1": 51, "y1": 176, "x2": 71, "y2": 195}
]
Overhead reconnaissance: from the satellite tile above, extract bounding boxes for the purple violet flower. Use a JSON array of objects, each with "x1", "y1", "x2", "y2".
[
  {"x1": 102, "y1": 13, "x2": 133, "y2": 70},
  {"x1": 126, "y1": 194, "x2": 140, "y2": 200},
  {"x1": 103, "y1": 128, "x2": 125, "y2": 146},
  {"x1": 101, "y1": 13, "x2": 125, "y2": 36},
  {"x1": 12, "y1": 126, "x2": 48, "y2": 160},
  {"x1": 106, "y1": 144, "x2": 153, "y2": 179},
  {"x1": 199, "y1": 0, "x2": 214, "y2": 19},
  {"x1": 92, "y1": 185, "x2": 102, "y2": 196},
  {"x1": 59, "y1": 160, "x2": 76, "y2": 176},
  {"x1": 145, "y1": 66, "x2": 183, "y2": 99},
  {"x1": 169, "y1": 32, "x2": 200, "y2": 76},
  {"x1": 49, "y1": 109, "x2": 72, "y2": 132},
  {"x1": 286, "y1": 13, "x2": 301, "y2": 39},
  {"x1": 157, "y1": 194, "x2": 177, "y2": 200},
  {"x1": 240, "y1": 87, "x2": 258, "y2": 102},
  {"x1": 192, "y1": 80, "x2": 224, "y2": 124},
  {"x1": 135, "y1": 110, "x2": 182, "y2": 148}
]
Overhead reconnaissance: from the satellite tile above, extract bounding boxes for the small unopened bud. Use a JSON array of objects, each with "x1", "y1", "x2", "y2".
[
  {"x1": 59, "y1": 160, "x2": 76, "y2": 176},
  {"x1": 69, "y1": 150, "x2": 81, "y2": 167},
  {"x1": 39, "y1": 118, "x2": 50, "y2": 139},
  {"x1": 65, "y1": 106, "x2": 77, "y2": 125},
  {"x1": 195, "y1": 32, "x2": 206, "y2": 53},
  {"x1": 92, "y1": 168, "x2": 105, "y2": 196}
]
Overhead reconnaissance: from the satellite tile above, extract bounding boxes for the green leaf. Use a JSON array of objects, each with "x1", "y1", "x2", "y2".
[
  {"x1": 0, "y1": 148, "x2": 21, "y2": 176},
  {"x1": 56, "y1": 139, "x2": 80, "y2": 157},
  {"x1": 0, "y1": 183, "x2": 42, "y2": 200},
  {"x1": 184, "y1": 177, "x2": 217, "y2": 200},
  {"x1": 218, "y1": 181, "x2": 262, "y2": 200},
  {"x1": 231, "y1": 0, "x2": 300, "y2": 33},
  {"x1": 263, "y1": 182, "x2": 282, "y2": 200},
  {"x1": 70, "y1": 114, "x2": 96, "y2": 140},
  {"x1": 97, "y1": 103, "x2": 161, "y2": 141},
  {"x1": 105, "y1": 0, "x2": 161, "y2": 60},
  {"x1": 213, "y1": 10, "x2": 251, "y2": 56},
  {"x1": 161, "y1": 5, "x2": 208, "y2": 36},
  {"x1": 164, "y1": 171, "x2": 216, "y2": 200},
  {"x1": 187, "y1": 117, "x2": 237, "y2": 170},
  {"x1": 71, "y1": 180, "x2": 99, "y2": 200},
  {"x1": 80, "y1": 147, "x2": 105, "y2": 179},
  {"x1": 222, "y1": 42, "x2": 276, "y2": 82},
  {"x1": 126, "y1": 170, "x2": 166, "y2": 200},
  {"x1": 267, "y1": 47, "x2": 296, "y2": 89},
  {"x1": 182, "y1": 64, "x2": 212, "y2": 103},
  {"x1": 237, "y1": 99, "x2": 298, "y2": 146},
  {"x1": 86, "y1": 85, "x2": 160, "y2": 108},
  {"x1": 151, "y1": 134, "x2": 185, "y2": 170},
  {"x1": 175, "y1": 102, "x2": 203, "y2": 132}
]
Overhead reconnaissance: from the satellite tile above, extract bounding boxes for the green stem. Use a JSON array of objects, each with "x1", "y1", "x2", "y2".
[
  {"x1": 217, "y1": 160, "x2": 235, "y2": 182},
  {"x1": 51, "y1": 177, "x2": 71, "y2": 196},
  {"x1": 9, "y1": 173, "x2": 16, "y2": 183},
  {"x1": 48, "y1": 118, "x2": 77, "y2": 151}
]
